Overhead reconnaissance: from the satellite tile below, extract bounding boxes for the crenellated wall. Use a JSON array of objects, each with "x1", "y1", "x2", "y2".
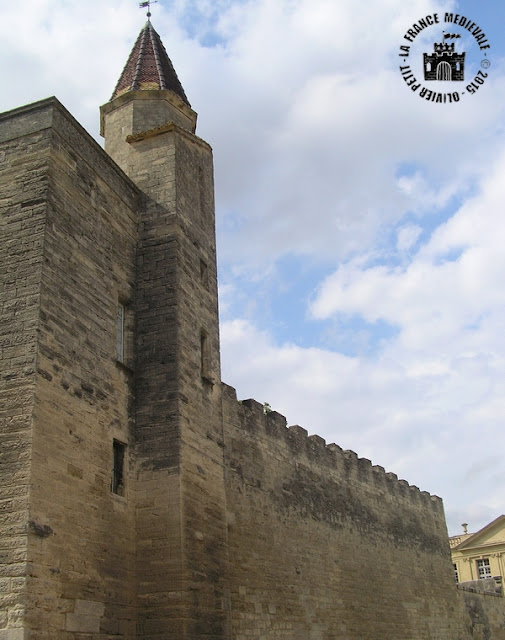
[{"x1": 221, "y1": 383, "x2": 469, "y2": 640}]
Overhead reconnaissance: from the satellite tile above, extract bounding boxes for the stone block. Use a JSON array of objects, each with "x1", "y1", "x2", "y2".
[
  {"x1": 0, "y1": 631, "x2": 28, "y2": 640},
  {"x1": 65, "y1": 613, "x2": 100, "y2": 633},
  {"x1": 73, "y1": 599, "x2": 105, "y2": 617}
]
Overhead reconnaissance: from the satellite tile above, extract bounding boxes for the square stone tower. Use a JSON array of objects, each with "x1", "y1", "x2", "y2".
[
  {"x1": 0, "y1": 20, "x2": 230, "y2": 640},
  {"x1": 101, "y1": 20, "x2": 231, "y2": 640},
  {"x1": 100, "y1": 20, "x2": 231, "y2": 640}
]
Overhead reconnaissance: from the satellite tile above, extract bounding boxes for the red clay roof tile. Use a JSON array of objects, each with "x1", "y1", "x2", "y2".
[{"x1": 111, "y1": 21, "x2": 190, "y2": 106}]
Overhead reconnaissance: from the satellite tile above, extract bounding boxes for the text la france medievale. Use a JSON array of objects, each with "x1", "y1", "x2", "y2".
[{"x1": 398, "y1": 13, "x2": 490, "y2": 101}]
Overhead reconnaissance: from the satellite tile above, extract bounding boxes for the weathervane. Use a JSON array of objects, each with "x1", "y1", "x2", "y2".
[{"x1": 139, "y1": 0, "x2": 158, "y2": 20}]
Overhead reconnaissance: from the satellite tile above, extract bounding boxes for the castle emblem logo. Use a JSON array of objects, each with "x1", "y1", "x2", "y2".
[
  {"x1": 424, "y1": 33, "x2": 465, "y2": 82},
  {"x1": 398, "y1": 13, "x2": 491, "y2": 103}
]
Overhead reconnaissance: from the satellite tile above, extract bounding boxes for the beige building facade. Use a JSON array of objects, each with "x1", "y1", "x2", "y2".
[{"x1": 451, "y1": 515, "x2": 505, "y2": 587}]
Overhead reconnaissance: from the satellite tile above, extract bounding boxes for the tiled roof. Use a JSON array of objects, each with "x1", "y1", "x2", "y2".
[{"x1": 111, "y1": 21, "x2": 190, "y2": 106}]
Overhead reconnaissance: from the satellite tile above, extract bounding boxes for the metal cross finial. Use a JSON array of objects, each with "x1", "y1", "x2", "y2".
[{"x1": 139, "y1": 0, "x2": 158, "y2": 20}]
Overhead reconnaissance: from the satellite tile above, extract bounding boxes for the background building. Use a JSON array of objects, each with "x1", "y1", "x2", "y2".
[{"x1": 451, "y1": 515, "x2": 505, "y2": 595}]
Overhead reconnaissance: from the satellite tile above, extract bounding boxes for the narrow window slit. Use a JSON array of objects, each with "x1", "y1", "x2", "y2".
[
  {"x1": 116, "y1": 304, "x2": 125, "y2": 362},
  {"x1": 200, "y1": 329, "x2": 210, "y2": 379},
  {"x1": 112, "y1": 440, "x2": 126, "y2": 496}
]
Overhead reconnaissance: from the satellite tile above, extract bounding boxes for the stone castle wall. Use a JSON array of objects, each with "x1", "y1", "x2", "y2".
[
  {"x1": 0, "y1": 99, "x2": 140, "y2": 639},
  {"x1": 459, "y1": 590, "x2": 505, "y2": 639},
  {"x1": 221, "y1": 384, "x2": 469, "y2": 640}
]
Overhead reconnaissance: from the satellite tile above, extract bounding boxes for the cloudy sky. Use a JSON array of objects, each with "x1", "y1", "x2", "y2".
[{"x1": 2, "y1": 0, "x2": 504, "y2": 536}]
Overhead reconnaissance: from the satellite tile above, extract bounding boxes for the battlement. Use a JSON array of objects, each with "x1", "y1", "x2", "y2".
[
  {"x1": 434, "y1": 41, "x2": 456, "y2": 55},
  {"x1": 222, "y1": 383, "x2": 442, "y2": 512}
]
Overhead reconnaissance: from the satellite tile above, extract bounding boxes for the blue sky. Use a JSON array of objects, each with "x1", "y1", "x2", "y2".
[{"x1": 1, "y1": 0, "x2": 504, "y2": 537}]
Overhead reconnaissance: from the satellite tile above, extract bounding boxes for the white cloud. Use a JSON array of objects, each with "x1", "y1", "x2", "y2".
[
  {"x1": 311, "y1": 148, "x2": 505, "y2": 342},
  {"x1": 396, "y1": 223, "x2": 422, "y2": 253}
]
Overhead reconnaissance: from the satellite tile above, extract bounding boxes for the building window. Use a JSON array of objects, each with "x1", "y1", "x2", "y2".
[
  {"x1": 453, "y1": 563, "x2": 459, "y2": 583},
  {"x1": 116, "y1": 304, "x2": 125, "y2": 362},
  {"x1": 112, "y1": 440, "x2": 126, "y2": 496},
  {"x1": 477, "y1": 558, "x2": 491, "y2": 579}
]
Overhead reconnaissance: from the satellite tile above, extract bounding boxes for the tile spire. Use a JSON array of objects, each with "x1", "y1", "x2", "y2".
[{"x1": 111, "y1": 21, "x2": 190, "y2": 106}]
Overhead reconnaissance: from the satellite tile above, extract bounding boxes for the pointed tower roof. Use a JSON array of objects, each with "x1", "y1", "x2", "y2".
[{"x1": 111, "y1": 21, "x2": 190, "y2": 106}]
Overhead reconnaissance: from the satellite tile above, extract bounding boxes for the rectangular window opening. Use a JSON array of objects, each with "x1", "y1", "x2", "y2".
[
  {"x1": 116, "y1": 304, "x2": 125, "y2": 362},
  {"x1": 200, "y1": 329, "x2": 210, "y2": 379},
  {"x1": 112, "y1": 440, "x2": 126, "y2": 496},
  {"x1": 453, "y1": 563, "x2": 459, "y2": 583}
]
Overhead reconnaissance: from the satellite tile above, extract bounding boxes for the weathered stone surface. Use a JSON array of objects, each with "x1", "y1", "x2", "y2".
[
  {"x1": 460, "y1": 590, "x2": 505, "y2": 639},
  {"x1": 0, "y1": 102, "x2": 49, "y2": 634},
  {"x1": 221, "y1": 383, "x2": 473, "y2": 640},
  {"x1": 1, "y1": 98, "x2": 138, "y2": 639},
  {"x1": 0, "y1": 630, "x2": 29, "y2": 640}
]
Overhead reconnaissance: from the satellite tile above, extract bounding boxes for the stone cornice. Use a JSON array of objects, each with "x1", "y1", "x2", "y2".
[{"x1": 126, "y1": 121, "x2": 212, "y2": 152}]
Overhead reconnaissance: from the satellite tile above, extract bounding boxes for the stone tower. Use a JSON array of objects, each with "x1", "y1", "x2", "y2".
[
  {"x1": 0, "y1": 19, "x2": 229, "y2": 640},
  {"x1": 100, "y1": 20, "x2": 231, "y2": 640}
]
